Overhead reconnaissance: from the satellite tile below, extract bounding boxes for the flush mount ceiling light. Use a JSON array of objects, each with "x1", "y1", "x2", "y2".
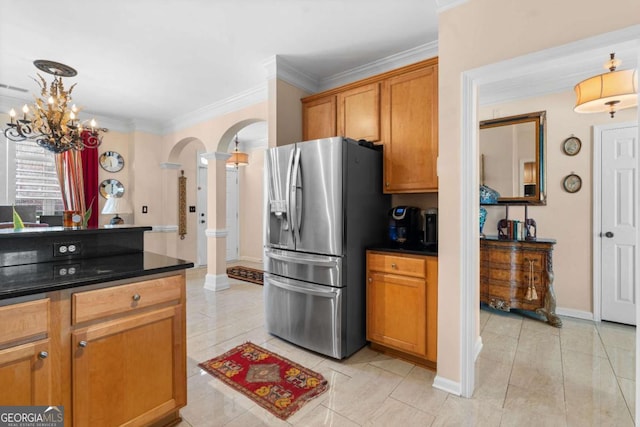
[
  {"x1": 226, "y1": 134, "x2": 249, "y2": 168},
  {"x1": 574, "y1": 53, "x2": 638, "y2": 118},
  {"x1": 3, "y1": 60, "x2": 107, "y2": 153}
]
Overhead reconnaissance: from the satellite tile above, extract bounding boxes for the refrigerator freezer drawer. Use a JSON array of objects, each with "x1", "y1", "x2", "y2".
[
  {"x1": 264, "y1": 247, "x2": 342, "y2": 287},
  {"x1": 264, "y1": 273, "x2": 343, "y2": 359}
]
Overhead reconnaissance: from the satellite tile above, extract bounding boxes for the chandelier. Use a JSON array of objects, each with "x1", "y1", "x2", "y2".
[
  {"x1": 226, "y1": 134, "x2": 249, "y2": 168},
  {"x1": 3, "y1": 60, "x2": 107, "y2": 153}
]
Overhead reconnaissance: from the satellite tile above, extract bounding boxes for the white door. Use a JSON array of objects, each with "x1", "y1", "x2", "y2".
[
  {"x1": 226, "y1": 168, "x2": 239, "y2": 261},
  {"x1": 196, "y1": 161, "x2": 208, "y2": 266},
  {"x1": 600, "y1": 124, "x2": 638, "y2": 325}
]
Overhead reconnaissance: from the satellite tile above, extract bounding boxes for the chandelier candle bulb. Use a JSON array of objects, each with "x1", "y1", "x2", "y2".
[{"x1": 9, "y1": 109, "x2": 15, "y2": 123}]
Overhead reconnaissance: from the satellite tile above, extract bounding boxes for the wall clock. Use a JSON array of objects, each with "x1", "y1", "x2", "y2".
[
  {"x1": 562, "y1": 136, "x2": 581, "y2": 156},
  {"x1": 562, "y1": 173, "x2": 582, "y2": 193},
  {"x1": 99, "y1": 151, "x2": 124, "y2": 172},
  {"x1": 99, "y1": 179, "x2": 125, "y2": 198}
]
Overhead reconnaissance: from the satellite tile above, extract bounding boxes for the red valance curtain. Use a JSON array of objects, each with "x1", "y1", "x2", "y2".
[{"x1": 81, "y1": 132, "x2": 99, "y2": 227}]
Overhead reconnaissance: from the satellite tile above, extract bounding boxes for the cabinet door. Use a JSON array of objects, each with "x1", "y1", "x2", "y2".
[
  {"x1": 72, "y1": 306, "x2": 185, "y2": 427},
  {"x1": 0, "y1": 339, "x2": 51, "y2": 405},
  {"x1": 382, "y1": 64, "x2": 438, "y2": 193},
  {"x1": 337, "y1": 83, "x2": 381, "y2": 143},
  {"x1": 302, "y1": 96, "x2": 336, "y2": 141},
  {"x1": 367, "y1": 272, "x2": 426, "y2": 357}
]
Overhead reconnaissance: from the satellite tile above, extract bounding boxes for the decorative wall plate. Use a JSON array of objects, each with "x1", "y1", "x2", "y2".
[
  {"x1": 99, "y1": 151, "x2": 124, "y2": 172},
  {"x1": 99, "y1": 179, "x2": 125, "y2": 198},
  {"x1": 562, "y1": 136, "x2": 581, "y2": 156},
  {"x1": 562, "y1": 173, "x2": 582, "y2": 193}
]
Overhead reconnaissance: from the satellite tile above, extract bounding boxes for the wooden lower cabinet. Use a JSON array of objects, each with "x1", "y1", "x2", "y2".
[
  {"x1": 366, "y1": 251, "x2": 437, "y2": 366},
  {"x1": 0, "y1": 273, "x2": 186, "y2": 427},
  {"x1": 0, "y1": 339, "x2": 51, "y2": 405},
  {"x1": 480, "y1": 238, "x2": 561, "y2": 327},
  {"x1": 72, "y1": 306, "x2": 184, "y2": 427},
  {"x1": 0, "y1": 299, "x2": 51, "y2": 405}
]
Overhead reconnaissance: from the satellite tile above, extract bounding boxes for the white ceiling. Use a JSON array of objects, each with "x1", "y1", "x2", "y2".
[
  {"x1": 0, "y1": 1, "x2": 637, "y2": 138},
  {"x1": 0, "y1": 0, "x2": 438, "y2": 133}
]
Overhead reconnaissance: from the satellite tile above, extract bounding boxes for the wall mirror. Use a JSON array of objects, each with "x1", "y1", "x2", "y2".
[
  {"x1": 99, "y1": 179, "x2": 125, "y2": 198},
  {"x1": 479, "y1": 111, "x2": 546, "y2": 205},
  {"x1": 99, "y1": 151, "x2": 124, "y2": 172}
]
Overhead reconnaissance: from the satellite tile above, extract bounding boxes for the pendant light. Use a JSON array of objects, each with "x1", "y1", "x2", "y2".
[
  {"x1": 226, "y1": 134, "x2": 249, "y2": 168},
  {"x1": 574, "y1": 53, "x2": 638, "y2": 118}
]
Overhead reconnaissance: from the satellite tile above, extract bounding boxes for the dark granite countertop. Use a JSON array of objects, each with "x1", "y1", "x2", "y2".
[
  {"x1": 368, "y1": 242, "x2": 438, "y2": 257},
  {"x1": 0, "y1": 251, "x2": 194, "y2": 300}
]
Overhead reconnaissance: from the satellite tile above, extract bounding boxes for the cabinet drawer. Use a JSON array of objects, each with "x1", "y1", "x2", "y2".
[
  {"x1": 368, "y1": 253, "x2": 425, "y2": 278},
  {"x1": 0, "y1": 299, "x2": 49, "y2": 347},
  {"x1": 73, "y1": 275, "x2": 182, "y2": 324}
]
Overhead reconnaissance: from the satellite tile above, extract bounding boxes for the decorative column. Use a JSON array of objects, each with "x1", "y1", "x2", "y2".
[
  {"x1": 202, "y1": 152, "x2": 231, "y2": 291},
  {"x1": 159, "y1": 162, "x2": 181, "y2": 257}
]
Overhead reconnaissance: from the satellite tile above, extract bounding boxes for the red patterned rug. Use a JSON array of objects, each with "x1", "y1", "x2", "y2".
[
  {"x1": 226, "y1": 266, "x2": 264, "y2": 285},
  {"x1": 198, "y1": 342, "x2": 328, "y2": 420}
]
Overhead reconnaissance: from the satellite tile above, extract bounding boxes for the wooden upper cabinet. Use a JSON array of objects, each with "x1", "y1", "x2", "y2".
[
  {"x1": 337, "y1": 83, "x2": 381, "y2": 143},
  {"x1": 302, "y1": 95, "x2": 336, "y2": 141},
  {"x1": 382, "y1": 62, "x2": 438, "y2": 193}
]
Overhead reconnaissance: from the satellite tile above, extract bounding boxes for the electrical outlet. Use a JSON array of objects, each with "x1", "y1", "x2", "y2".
[{"x1": 53, "y1": 241, "x2": 81, "y2": 257}]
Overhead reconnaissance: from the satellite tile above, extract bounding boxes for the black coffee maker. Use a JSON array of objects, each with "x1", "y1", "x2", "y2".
[{"x1": 388, "y1": 206, "x2": 423, "y2": 247}]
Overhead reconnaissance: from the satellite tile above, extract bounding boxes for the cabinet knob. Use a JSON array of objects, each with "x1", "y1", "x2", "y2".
[
  {"x1": 132, "y1": 293, "x2": 141, "y2": 302},
  {"x1": 78, "y1": 340, "x2": 88, "y2": 348},
  {"x1": 385, "y1": 182, "x2": 390, "y2": 187},
  {"x1": 368, "y1": 277, "x2": 372, "y2": 282},
  {"x1": 38, "y1": 351, "x2": 48, "y2": 359},
  {"x1": 391, "y1": 263, "x2": 397, "y2": 269}
]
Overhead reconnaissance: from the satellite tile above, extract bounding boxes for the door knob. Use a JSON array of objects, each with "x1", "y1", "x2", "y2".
[
  {"x1": 604, "y1": 231, "x2": 614, "y2": 238},
  {"x1": 200, "y1": 220, "x2": 205, "y2": 224}
]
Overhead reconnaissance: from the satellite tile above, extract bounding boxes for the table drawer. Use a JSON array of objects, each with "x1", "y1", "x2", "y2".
[
  {"x1": 368, "y1": 253, "x2": 425, "y2": 278},
  {"x1": 0, "y1": 299, "x2": 49, "y2": 346},
  {"x1": 73, "y1": 275, "x2": 182, "y2": 324}
]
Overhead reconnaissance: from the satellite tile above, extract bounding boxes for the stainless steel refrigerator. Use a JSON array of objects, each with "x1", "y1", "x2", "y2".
[{"x1": 264, "y1": 136, "x2": 389, "y2": 359}]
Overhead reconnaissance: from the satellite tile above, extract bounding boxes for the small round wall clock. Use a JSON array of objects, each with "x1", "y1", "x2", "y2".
[
  {"x1": 562, "y1": 136, "x2": 582, "y2": 156},
  {"x1": 562, "y1": 173, "x2": 582, "y2": 193}
]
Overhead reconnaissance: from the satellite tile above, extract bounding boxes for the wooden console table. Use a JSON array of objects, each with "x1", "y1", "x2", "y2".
[{"x1": 480, "y1": 237, "x2": 562, "y2": 327}]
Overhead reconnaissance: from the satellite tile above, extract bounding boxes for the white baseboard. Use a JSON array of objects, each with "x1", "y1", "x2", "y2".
[
  {"x1": 556, "y1": 307, "x2": 594, "y2": 321},
  {"x1": 204, "y1": 273, "x2": 230, "y2": 291},
  {"x1": 474, "y1": 336, "x2": 483, "y2": 361},
  {"x1": 432, "y1": 375, "x2": 461, "y2": 396},
  {"x1": 239, "y1": 256, "x2": 263, "y2": 264}
]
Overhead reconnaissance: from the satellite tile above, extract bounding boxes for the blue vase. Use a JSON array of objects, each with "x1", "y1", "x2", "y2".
[
  {"x1": 479, "y1": 207, "x2": 487, "y2": 237},
  {"x1": 480, "y1": 185, "x2": 500, "y2": 204}
]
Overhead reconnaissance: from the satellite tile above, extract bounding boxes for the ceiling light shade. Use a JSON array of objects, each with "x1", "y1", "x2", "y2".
[
  {"x1": 3, "y1": 60, "x2": 107, "y2": 153},
  {"x1": 101, "y1": 197, "x2": 133, "y2": 225},
  {"x1": 226, "y1": 135, "x2": 249, "y2": 168},
  {"x1": 574, "y1": 53, "x2": 638, "y2": 118}
]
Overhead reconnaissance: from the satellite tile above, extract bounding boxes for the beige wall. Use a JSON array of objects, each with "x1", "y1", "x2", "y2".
[
  {"x1": 480, "y1": 92, "x2": 637, "y2": 314},
  {"x1": 438, "y1": 0, "x2": 640, "y2": 384},
  {"x1": 272, "y1": 79, "x2": 308, "y2": 147},
  {"x1": 238, "y1": 147, "x2": 266, "y2": 262}
]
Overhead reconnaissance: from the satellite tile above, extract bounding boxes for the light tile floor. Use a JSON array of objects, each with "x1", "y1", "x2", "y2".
[{"x1": 178, "y1": 267, "x2": 636, "y2": 426}]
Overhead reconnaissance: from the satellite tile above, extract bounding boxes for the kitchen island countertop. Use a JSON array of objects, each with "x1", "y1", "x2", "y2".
[{"x1": 0, "y1": 251, "x2": 194, "y2": 300}]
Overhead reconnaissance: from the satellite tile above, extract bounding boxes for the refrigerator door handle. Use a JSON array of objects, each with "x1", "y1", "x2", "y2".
[
  {"x1": 290, "y1": 146, "x2": 302, "y2": 243},
  {"x1": 265, "y1": 248, "x2": 340, "y2": 267},
  {"x1": 284, "y1": 147, "x2": 295, "y2": 233},
  {"x1": 266, "y1": 274, "x2": 339, "y2": 298}
]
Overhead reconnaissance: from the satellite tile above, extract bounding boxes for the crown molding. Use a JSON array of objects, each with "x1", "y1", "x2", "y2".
[
  {"x1": 317, "y1": 41, "x2": 439, "y2": 92},
  {"x1": 161, "y1": 84, "x2": 268, "y2": 135},
  {"x1": 263, "y1": 55, "x2": 320, "y2": 93},
  {"x1": 436, "y1": 0, "x2": 469, "y2": 14}
]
